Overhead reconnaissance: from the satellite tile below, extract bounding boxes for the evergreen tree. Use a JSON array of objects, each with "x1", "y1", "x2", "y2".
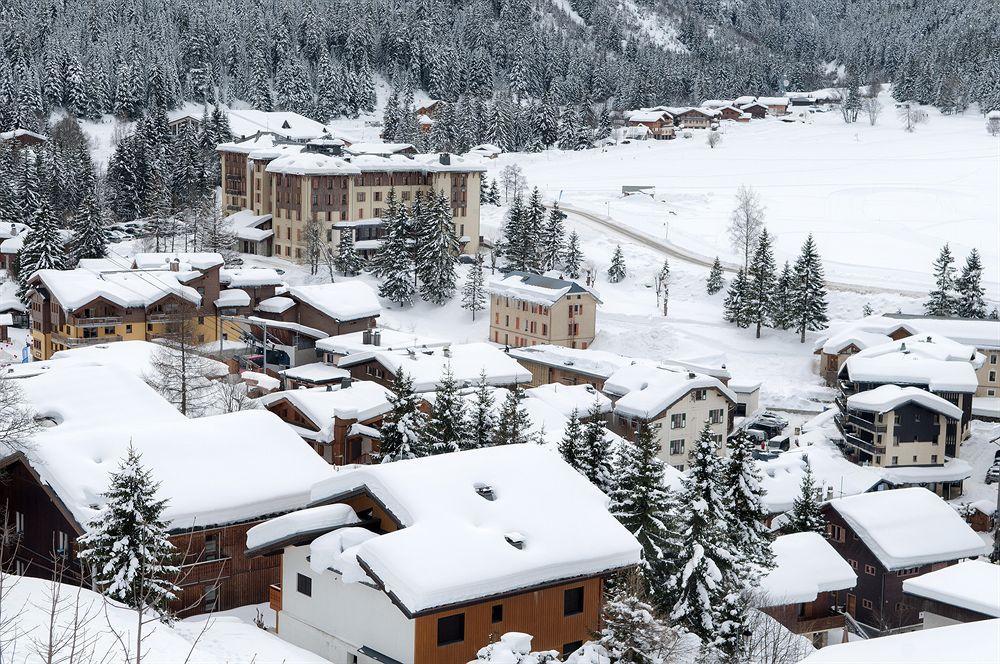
[
  {"x1": 377, "y1": 370, "x2": 428, "y2": 462},
  {"x1": 464, "y1": 371, "x2": 496, "y2": 450},
  {"x1": 770, "y1": 261, "x2": 794, "y2": 330},
  {"x1": 17, "y1": 181, "x2": 65, "y2": 301},
  {"x1": 558, "y1": 408, "x2": 584, "y2": 470},
  {"x1": 925, "y1": 243, "x2": 958, "y2": 316},
  {"x1": 78, "y1": 446, "x2": 180, "y2": 612},
  {"x1": 862, "y1": 302, "x2": 874, "y2": 317},
  {"x1": 955, "y1": 248, "x2": 986, "y2": 319},
  {"x1": 461, "y1": 254, "x2": 487, "y2": 320},
  {"x1": 580, "y1": 400, "x2": 614, "y2": 493},
  {"x1": 376, "y1": 197, "x2": 416, "y2": 306},
  {"x1": 990, "y1": 308, "x2": 999, "y2": 321},
  {"x1": 790, "y1": 235, "x2": 829, "y2": 343},
  {"x1": 723, "y1": 267, "x2": 750, "y2": 328},
  {"x1": 746, "y1": 227, "x2": 776, "y2": 338},
  {"x1": 608, "y1": 423, "x2": 679, "y2": 610},
  {"x1": 787, "y1": 459, "x2": 825, "y2": 534},
  {"x1": 70, "y1": 189, "x2": 107, "y2": 262},
  {"x1": 706, "y1": 256, "x2": 724, "y2": 294},
  {"x1": 655, "y1": 258, "x2": 670, "y2": 316},
  {"x1": 487, "y1": 179, "x2": 500, "y2": 207},
  {"x1": 495, "y1": 385, "x2": 531, "y2": 445},
  {"x1": 539, "y1": 203, "x2": 566, "y2": 272},
  {"x1": 424, "y1": 365, "x2": 467, "y2": 454},
  {"x1": 600, "y1": 572, "x2": 680, "y2": 664},
  {"x1": 416, "y1": 192, "x2": 459, "y2": 304},
  {"x1": 724, "y1": 431, "x2": 773, "y2": 583},
  {"x1": 563, "y1": 230, "x2": 583, "y2": 279},
  {"x1": 608, "y1": 245, "x2": 627, "y2": 283},
  {"x1": 670, "y1": 422, "x2": 739, "y2": 649},
  {"x1": 334, "y1": 228, "x2": 365, "y2": 276}
]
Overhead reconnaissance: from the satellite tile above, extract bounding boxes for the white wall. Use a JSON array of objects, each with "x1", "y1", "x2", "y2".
[
  {"x1": 279, "y1": 545, "x2": 415, "y2": 663},
  {"x1": 921, "y1": 611, "x2": 962, "y2": 630}
]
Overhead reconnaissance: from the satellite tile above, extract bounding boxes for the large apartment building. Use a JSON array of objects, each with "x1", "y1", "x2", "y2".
[
  {"x1": 488, "y1": 271, "x2": 600, "y2": 349},
  {"x1": 218, "y1": 133, "x2": 485, "y2": 264}
]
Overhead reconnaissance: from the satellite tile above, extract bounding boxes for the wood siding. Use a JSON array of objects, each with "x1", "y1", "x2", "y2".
[{"x1": 413, "y1": 577, "x2": 603, "y2": 664}]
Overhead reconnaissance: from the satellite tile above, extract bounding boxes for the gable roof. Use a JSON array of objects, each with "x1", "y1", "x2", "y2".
[
  {"x1": 259, "y1": 382, "x2": 394, "y2": 443},
  {"x1": 846, "y1": 385, "x2": 962, "y2": 420},
  {"x1": 841, "y1": 353, "x2": 979, "y2": 393},
  {"x1": 903, "y1": 560, "x2": 1000, "y2": 618},
  {"x1": 488, "y1": 270, "x2": 600, "y2": 305},
  {"x1": 315, "y1": 328, "x2": 448, "y2": 357},
  {"x1": 826, "y1": 488, "x2": 990, "y2": 570},
  {"x1": 606, "y1": 365, "x2": 736, "y2": 419},
  {"x1": 506, "y1": 344, "x2": 732, "y2": 383},
  {"x1": 31, "y1": 268, "x2": 202, "y2": 312},
  {"x1": 297, "y1": 445, "x2": 641, "y2": 615},
  {"x1": 286, "y1": 282, "x2": 381, "y2": 322},
  {"x1": 758, "y1": 532, "x2": 857, "y2": 606}
]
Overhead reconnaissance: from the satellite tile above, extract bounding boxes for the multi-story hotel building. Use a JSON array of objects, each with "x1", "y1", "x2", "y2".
[
  {"x1": 488, "y1": 271, "x2": 600, "y2": 349},
  {"x1": 218, "y1": 133, "x2": 485, "y2": 263}
]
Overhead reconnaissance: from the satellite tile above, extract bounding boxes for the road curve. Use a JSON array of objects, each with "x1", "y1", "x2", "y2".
[{"x1": 551, "y1": 202, "x2": 928, "y2": 297}]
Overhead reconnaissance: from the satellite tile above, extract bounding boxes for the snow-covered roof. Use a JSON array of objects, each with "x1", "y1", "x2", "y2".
[
  {"x1": 902, "y1": 560, "x2": 1000, "y2": 617},
  {"x1": 889, "y1": 316, "x2": 1000, "y2": 350},
  {"x1": 287, "y1": 282, "x2": 381, "y2": 321},
  {"x1": 733, "y1": 95, "x2": 756, "y2": 106},
  {"x1": 18, "y1": 364, "x2": 332, "y2": 530},
  {"x1": 226, "y1": 109, "x2": 329, "y2": 141},
  {"x1": 265, "y1": 151, "x2": 361, "y2": 176},
  {"x1": 344, "y1": 142, "x2": 416, "y2": 156},
  {"x1": 48, "y1": 340, "x2": 228, "y2": 380},
  {"x1": 524, "y1": 383, "x2": 612, "y2": 418},
  {"x1": 31, "y1": 268, "x2": 202, "y2": 311},
  {"x1": 757, "y1": 97, "x2": 789, "y2": 106},
  {"x1": 260, "y1": 382, "x2": 394, "y2": 443},
  {"x1": 219, "y1": 267, "x2": 283, "y2": 288},
  {"x1": 339, "y1": 342, "x2": 531, "y2": 392},
  {"x1": 826, "y1": 487, "x2": 990, "y2": 570},
  {"x1": 225, "y1": 209, "x2": 274, "y2": 242},
  {"x1": 626, "y1": 110, "x2": 672, "y2": 123},
  {"x1": 799, "y1": 618, "x2": 1000, "y2": 664},
  {"x1": 246, "y1": 315, "x2": 327, "y2": 339},
  {"x1": 847, "y1": 385, "x2": 962, "y2": 420},
  {"x1": 0, "y1": 128, "x2": 47, "y2": 142},
  {"x1": 279, "y1": 361, "x2": 349, "y2": 384},
  {"x1": 215, "y1": 288, "x2": 250, "y2": 308},
  {"x1": 315, "y1": 327, "x2": 448, "y2": 356},
  {"x1": 972, "y1": 396, "x2": 1000, "y2": 419},
  {"x1": 241, "y1": 370, "x2": 280, "y2": 391},
  {"x1": 133, "y1": 252, "x2": 224, "y2": 271},
  {"x1": 507, "y1": 344, "x2": 731, "y2": 382},
  {"x1": 468, "y1": 143, "x2": 502, "y2": 156},
  {"x1": 758, "y1": 532, "x2": 856, "y2": 606},
  {"x1": 854, "y1": 333, "x2": 982, "y2": 366},
  {"x1": 299, "y1": 444, "x2": 641, "y2": 614},
  {"x1": 606, "y1": 365, "x2": 735, "y2": 419},
  {"x1": 817, "y1": 314, "x2": 1000, "y2": 353},
  {"x1": 488, "y1": 270, "x2": 600, "y2": 305},
  {"x1": 700, "y1": 99, "x2": 733, "y2": 108},
  {"x1": 876, "y1": 456, "x2": 973, "y2": 485},
  {"x1": 842, "y1": 353, "x2": 979, "y2": 393},
  {"x1": 0, "y1": 221, "x2": 29, "y2": 240},
  {"x1": 246, "y1": 503, "x2": 361, "y2": 554},
  {"x1": 255, "y1": 296, "x2": 296, "y2": 314}
]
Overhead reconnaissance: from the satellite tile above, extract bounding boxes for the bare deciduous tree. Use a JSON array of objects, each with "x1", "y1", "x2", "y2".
[
  {"x1": 741, "y1": 606, "x2": 815, "y2": 664},
  {"x1": 499, "y1": 164, "x2": 527, "y2": 202},
  {"x1": 861, "y1": 97, "x2": 883, "y2": 126},
  {"x1": 728, "y1": 185, "x2": 766, "y2": 266},
  {"x1": 303, "y1": 215, "x2": 324, "y2": 275},
  {"x1": 216, "y1": 376, "x2": 258, "y2": 413},
  {"x1": 707, "y1": 131, "x2": 722, "y2": 149},
  {"x1": 146, "y1": 311, "x2": 221, "y2": 417},
  {"x1": 0, "y1": 375, "x2": 38, "y2": 455},
  {"x1": 898, "y1": 104, "x2": 929, "y2": 132},
  {"x1": 987, "y1": 112, "x2": 1000, "y2": 137}
]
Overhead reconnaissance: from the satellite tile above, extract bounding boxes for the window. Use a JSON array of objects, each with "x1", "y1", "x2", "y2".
[
  {"x1": 125, "y1": 324, "x2": 132, "y2": 333},
  {"x1": 14, "y1": 511, "x2": 24, "y2": 534},
  {"x1": 296, "y1": 573, "x2": 312, "y2": 597},
  {"x1": 562, "y1": 642, "x2": 584, "y2": 658},
  {"x1": 670, "y1": 413, "x2": 686, "y2": 429},
  {"x1": 694, "y1": 389, "x2": 707, "y2": 401},
  {"x1": 891, "y1": 456, "x2": 898, "y2": 465},
  {"x1": 204, "y1": 533, "x2": 220, "y2": 561},
  {"x1": 708, "y1": 408, "x2": 724, "y2": 424},
  {"x1": 563, "y1": 587, "x2": 584, "y2": 616},
  {"x1": 864, "y1": 564, "x2": 876, "y2": 576},
  {"x1": 55, "y1": 531, "x2": 69, "y2": 556},
  {"x1": 848, "y1": 559, "x2": 858, "y2": 570},
  {"x1": 862, "y1": 599, "x2": 873, "y2": 610},
  {"x1": 990, "y1": 354, "x2": 997, "y2": 365},
  {"x1": 990, "y1": 370, "x2": 997, "y2": 382},
  {"x1": 669, "y1": 439, "x2": 685, "y2": 455},
  {"x1": 204, "y1": 585, "x2": 218, "y2": 611},
  {"x1": 491, "y1": 603, "x2": 503, "y2": 623},
  {"x1": 357, "y1": 192, "x2": 366, "y2": 202},
  {"x1": 436, "y1": 613, "x2": 465, "y2": 646},
  {"x1": 827, "y1": 524, "x2": 844, "y2": 543}
]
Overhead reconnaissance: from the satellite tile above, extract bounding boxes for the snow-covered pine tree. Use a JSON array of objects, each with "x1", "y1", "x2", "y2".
[
  {"x1": 17, "y1": 180, "x2": 65, "y2": 302},
  {"x1": 787, "y1": 459, "x2": 825, "y2": 534},
  {"x1": 461, "y1": 254, "x2": 487, "y2": 320},
  {"x1": 861, "y1": 302, "x2": 874, "y2": 317},
  {"x1": 500, "y1": 194, "x2": 529, "y2": 271},
  {"x1": 608, "y1": 422, "x2": 679, "y2": 610},
  {"x1": 955, "y1": 248, "x2": 986, "y2": 319},
  {"x1": 334, "y1": 228, "x2": 365, "y2": 276},
  {"x1": 580, "y1": 400, "x2": 614, "y2": 494},
  {"x1": 539, "y1": 203, "x2": 566, "y2": 272},
  {"x1": 670, "y1": 421, "x2": 739, "y2": 648},
  {"x1": 520, "y1": 187, "x2": 546, "y2": 273},
  {"x1": 377, "y1": 370, "x2": 428, "y2": 462},
  {"x1": 423, "y1": 365, "x2": 467, "y2": 455},
  {"x1": 770, "y1": 260, "x2": 794, "y2": 330},
  {"x1": 600, "y1": 570, "x2": 681, "y2": 664},
  {"x1": 558, "y1": 105, "x2": 582, "y2": 150},
  {"x1": 563, "y1": 231, "x2": 583, "y2": 279},
  {"x1": 78, "y1": 446, "x2": 180, "y2": 613},
  {"x1": 655, "y1": 258, "x2": 670, "y2": 316},
  {"x1": 607, "y1": 245, "x2": 627, "y2": 283},
  {"x1": 376, "y1": 197, "x2": 416, "y2": 306},
  {"x1": 416, "y1": 192, "x2": 459, "y2": 304},
  {"x1": 746, "y1": 227, "x2": 776, "y2": 338},
  {"x1": 464, "y1": 370, "x2": 496, "y2": 450},
  {"x1": 487, "y1": 179, "x2": 500, "y2": 207},
  {"x1": 790, "y1": 234, "x2": 829, "y2": 343},
  {"x1": 925, "y1": 243, "x2": 958, "y2": 316},
  {"x1": 495, "y1": 385, "x2": 531, "y2": 446},
  {"x1": 558, "y1": 408, "x2": 583, "y2": 469},
  {"x1": 724, "y1": 431, "x2": 773, "y2": 584},
  {"x1": 723, "y1": 267, "x2": 750, "y2": 328},
  {"x1": 69, "y1": 188, "x2": 107, "y2": 263}
]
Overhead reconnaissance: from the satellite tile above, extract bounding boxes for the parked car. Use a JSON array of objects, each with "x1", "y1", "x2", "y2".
[{"x1": 986, "y1": 463, "x2": 1000, "y2": 485}]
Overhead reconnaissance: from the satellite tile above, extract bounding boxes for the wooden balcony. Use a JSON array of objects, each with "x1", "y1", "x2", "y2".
[
  {"x1": 269, "y1": 584, "x2": 281, "y2": 612},
  {"x1": 51, "y1": 332, "x2": 122, "y2": 348},
  {"x1": 794, "y1": 613, "x2": 845, "y2": 634},
  {"x1": 69, "y1": 316, "x2": 123, "y2": 328}
]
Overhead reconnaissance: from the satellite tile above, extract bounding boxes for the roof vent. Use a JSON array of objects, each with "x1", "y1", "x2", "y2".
[
  {"x1": 362, "y1": 329, "x2": 372, "y2": 345},
  {"x1": 474, "y1": 482, "x2": 496, "y2": 501},
  {"x1": 900, "y1": 342, "x2": 908, "y2": 353},
  {"x1": 341, "y1": 376, "x2": 352, "y2": 389},
  {"x1": 372, "y1": 329, "x2": 381, "y2": 346},
  {"x1": 688, "y1": 372, "x2": 696, "y2": 379},
  {"x1": 439, "y1": 152, "x2": 451, "y2": 165},
  {"x1": 504, "y1": 532, "x2": 525, "y2": 550},
  {"x1": 926, "y1": 335, "x2": 932, "y2": 343}
]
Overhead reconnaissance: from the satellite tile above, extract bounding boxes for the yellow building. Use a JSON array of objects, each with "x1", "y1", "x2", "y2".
[{"x1": 488, "y1": 271, "x2": 600, "y2": 349}]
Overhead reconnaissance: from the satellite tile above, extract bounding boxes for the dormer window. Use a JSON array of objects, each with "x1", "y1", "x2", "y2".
[
  {"x1": 474, "y1": 483, "x2": 496, "y2": 501},
  {"x1": 504, "y1": 532, "x2": 525, "y2": 550}
]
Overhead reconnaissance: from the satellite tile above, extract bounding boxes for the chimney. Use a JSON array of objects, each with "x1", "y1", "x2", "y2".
[
  {"x1": 900, "y1": 342, "x2": 908, "y2": 353},
  {"x1": 373, "y1": 329, "x2": 381, "y2": 346},
  {"x1": 688, "y1": 372, "x2": 696, "y2": 379},
  {"x1": 439, "y1": 152, "x2": 450, "y2": 165},
  {"x1": 169, "y1": 258, "x2": 180, "y2": 272},
  {"x1": 443, "y1": 347, "x2": 451, "y2": 358},
  {"x1": 363, "y1": 329, "x2": 372, "y2": 345},
  {"x1": 326, "y1": 384, "x2": 333, "y2": 392},
  {"x1": 341, "y1": 376, "x2": 352, "y2": 390}
]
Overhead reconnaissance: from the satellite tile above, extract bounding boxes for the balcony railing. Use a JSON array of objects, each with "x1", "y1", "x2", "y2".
[
  {"x1": 835, "y1": 416, "x2": 885, "y2": 456},
  {"x1": 51, "y1": 333, "x2": 122, "y2": 348},
  {"x1": 69, "y1": 316, "x2": 123, "y2": 328},
  {"x1": 847, "y1": 414, "x2": 886, "y2": 433}
]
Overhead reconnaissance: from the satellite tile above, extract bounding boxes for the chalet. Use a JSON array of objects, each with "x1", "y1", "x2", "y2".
[
  {"x1": 488, "y1": 271, "x2": 600, "y2": 349},
  {"x1": 227, "y1": 209, "x2": 275, "y2": 255},
  {"x1": 756, "y1": 97, "x2": 791, "y2": 115},
  {"x1": 467, "y1": 143, "x2": 502, "y2": 159},
  {"x1": 218, "y1": 267, "x2": 284, "y2": 309},
  {"x1": 605, "y1": 364, "x2": 736, "y2": 471},
  {"x1": 740, "y1": 102, "x2": 769, "y2": 119},
  {"x1": 244, "y1": 445, "x2": 641, "y2": 664},
  {"x1": 813, "y1": 316, "x2": 923, "y2": 385},
  {"x1": 902, "y1": 560, "x2": 1000, "y2": 628},
  {"x1": 821, "y1": 488, "x2": 990, "y2": 635},
  {"x1": 0, "y1": 128, "x2": 48, "y2": 148},
  {"x1": 671, "y1": 107, "x2": 719, "y2": 128},
  {"x1": 167, "y1": 109, "x2": 201, "y2": 135},
  {"x1": 506, "y1": 344, "x2": 731, "y2": 391},
  {"x1": 260, "y1": 380, "x2": 393, "y2": 465},
  {"x1": 961, "y1": 499, "x2": 996, "y2": 532},
  {"x1": 417, "y1": 114, "x2": 434, "y2": 133},
  {"x1": 415, "y1": 100, "x2": 445, "y2": 119},
  {"x1": 798, "y1": 618, "x2": 1000, "y2": 663},
  {"x1": 0, "y1": 222, "x2": 28, "y2": 273},
  {"x1": 523, "y1": 383, "x2": 612, "y2": 421},
  {"x1": 758, "y1": 532, "x2": 857, "y2": 648},
  {"x1": 316, "y1": 327, "x2": 448, "y2": 364},
  {"x1": 623, "y1": 110, "x2": 675, "y2": 140},
  {"x1": 337, "y1": 342, "x2": 531, "y2": 393},
  {"x1": 27, "y1": 252, "x2": 234, "y2": 360},
  {"x1": 834, "y1": 385, "x2": 968, "y2": 498},
  {"x1": 248, "y1": 281, "x2": 381, "y2": 369},
  {"x1": 0, "y1": 363, "x2": 332, "y2": 617},
  {"x1": 716, "y1": 105, "x2": 750, "y2": 122}
]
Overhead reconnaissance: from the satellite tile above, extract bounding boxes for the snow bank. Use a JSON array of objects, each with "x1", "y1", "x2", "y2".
[
  {"x1": 902, "y1": 560, "x2": 1000, "y2": 618},
  {"x1": 758, "y1": 532, "x2": 856, "y2": 606},
  {"x1": 305, "y1": 444, "x2": 641, "y2": 613},
  {"x1": 827, "y1": 487, "x2": 990, "y2": 570},
  {"x1": 799, "y1": 618, "x2": 1000, "y2": 663}
]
